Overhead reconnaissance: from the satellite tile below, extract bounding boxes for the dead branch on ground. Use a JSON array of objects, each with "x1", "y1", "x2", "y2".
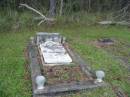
[{"x1": 19, "y1": 4, "x2": 55, "y2": 25}]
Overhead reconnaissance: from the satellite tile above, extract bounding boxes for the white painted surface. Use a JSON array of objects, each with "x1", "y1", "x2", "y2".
[
  {"x1": 39, "y1": 41, "x2": 72, "y2": 65},
  {"x1": 98, "y1": 21, "x2": 113, "y2": 25},
  {"x1": 36, "y1": 76, "x2": 46, "y2": 90}
]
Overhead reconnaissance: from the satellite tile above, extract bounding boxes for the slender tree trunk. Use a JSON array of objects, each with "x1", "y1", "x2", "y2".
[
  {"x1": 88, "y1": 0, "x2": 91, "y2": 12},
  {"x1": 59, "y1": 0, "x2": 63, "y2": 16},
  {"x1": 49, "y1": 0, "x2": 56, "y2": 17},
  {"x1": 80, "y1": 0, "x2": 84, "y2": 10}
]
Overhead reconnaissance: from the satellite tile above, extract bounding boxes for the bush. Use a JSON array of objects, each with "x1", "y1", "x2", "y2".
[{"x1": 0, "y1": 11, "x2": 36, "y2": 33}]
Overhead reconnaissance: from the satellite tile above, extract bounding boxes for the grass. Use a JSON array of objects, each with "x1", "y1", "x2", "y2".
[{"x1": 0, "y1": 12, "x2": 130, "y2": 97}]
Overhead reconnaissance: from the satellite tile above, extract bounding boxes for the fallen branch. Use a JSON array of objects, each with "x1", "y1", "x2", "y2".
[
  {"x1": 98, "y1": 21, "x2": 114, "y2": 25},
  {"x1": 19, "y1": 4, "x2": 55, "y2": 25},
  {"x1": 98, "y1": 21, "x2": 130, "y2": 26}
]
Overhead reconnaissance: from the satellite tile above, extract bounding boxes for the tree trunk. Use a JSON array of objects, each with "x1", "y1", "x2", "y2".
[
  {"x1": 49, "y1": 0, "x2": 56, "y2": 17},
  {"x1": 59, "y1": 0, "x2": 63, "y2": 16}
]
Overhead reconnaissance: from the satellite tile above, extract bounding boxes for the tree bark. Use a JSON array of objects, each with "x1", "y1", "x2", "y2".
[
  {"x1": 49, "y1": 0, "x2": 56, "y2": 17},
  {"x1": 59, "y1": 0, "x2": 63, "y2": 16}
]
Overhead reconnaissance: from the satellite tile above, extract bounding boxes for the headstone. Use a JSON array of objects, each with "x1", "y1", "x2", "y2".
[
  {"x1": 37, "y1": 32, "x2": 72, "y2": 65},
  {"x1": 36, "y1": 32, "x2": 62, "y2": 45}
]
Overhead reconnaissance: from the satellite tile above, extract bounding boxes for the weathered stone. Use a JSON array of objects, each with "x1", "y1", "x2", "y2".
[
  {"x1": 39, "y1": 41, "x2": 72, "y2": 65},
  {"x1": 36, "y1": 32, "x2": 62, "y2": 45},
  {"x1": 27, "y1": 32, "x2": 107, "y2": 97},
  {"x1": 34, "y1": 80, "x2": 107, "y2": 95}
]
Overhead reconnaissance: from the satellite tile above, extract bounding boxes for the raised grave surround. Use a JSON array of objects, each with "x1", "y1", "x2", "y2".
[{"x1": 27, "y1": 32, "x2": 107, "y2": 97}]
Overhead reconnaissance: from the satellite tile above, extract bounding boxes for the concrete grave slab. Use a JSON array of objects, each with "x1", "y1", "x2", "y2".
[{"x1": 39, "y1": 41, "x2": 72, "y2": 65}]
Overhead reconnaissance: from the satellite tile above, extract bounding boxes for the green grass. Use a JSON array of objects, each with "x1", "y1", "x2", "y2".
[{"x1": 0, "y1": 14, "x2": 130, "y2": 97}]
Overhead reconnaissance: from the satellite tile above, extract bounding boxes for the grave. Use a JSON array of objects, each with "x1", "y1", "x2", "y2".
[{"x1": 27, "y1": 32, "x2": 107, "y2": 97}]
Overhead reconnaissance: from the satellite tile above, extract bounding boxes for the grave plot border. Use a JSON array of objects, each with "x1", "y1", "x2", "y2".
[{"x1": 27, "y1": 35, "x2": 107, "y2": 97}]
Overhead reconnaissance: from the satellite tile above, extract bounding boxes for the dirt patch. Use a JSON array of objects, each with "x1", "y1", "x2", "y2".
[
  {"x1": 112, "y1": 86, "x2": 128, "y2": 97},
  {"x1": 42, "y1": 65, "x2": 92, "y2": 85},
  {"x1": 90, "y1": 38, "x2": 115, "y2": 48},
  {"x1": 24, "y1": 48, "x2": 31, "y2": 80},
  {"x1": 90, "y1": 39, "x2": 130, "y2": 65}
]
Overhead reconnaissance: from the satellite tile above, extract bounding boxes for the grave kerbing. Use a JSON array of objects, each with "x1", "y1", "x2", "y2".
[{"x1": 27, "y1": 32, "x2": 107, "y2": 97}]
